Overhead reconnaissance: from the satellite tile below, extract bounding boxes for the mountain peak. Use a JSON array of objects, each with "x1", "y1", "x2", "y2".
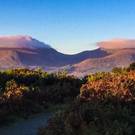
[
  {"x1": 0, "y1": 35, "x2": 33, "y2": 41},
  {"x1": 97, "y1": 39, "x2": 135, "y2": 49},
  {"x1": 0, "y1": 35, "x2": 51, "y2": 49}
]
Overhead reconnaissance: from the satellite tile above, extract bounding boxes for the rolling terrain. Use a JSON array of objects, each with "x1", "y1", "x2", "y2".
[
  {"x1": 69, "y1": 48, "x2": 135, "y2": 76},
  {"x1": 0, "y1": 35, "x2": 108, "y2": 69},
  {"x1": 0, "y1": 36, "x2": 135, "y2": 76}
]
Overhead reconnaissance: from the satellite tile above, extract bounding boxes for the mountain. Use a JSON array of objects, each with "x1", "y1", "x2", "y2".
[
  {"x1": 97, "y1": 39, "x2": 135, "y2": 49},
  {"x1": 0, "y1": 36, "x2": 135, "y2": 76},
  {"x1": 69, "y1": 39, "x2": 135, "y2": 76},
  {"x1": 0, "y1": 35, "x2": 108, "y2": 69},
  {"x1": 0, "y1": 35, "x2": 51, "y2": 49}
]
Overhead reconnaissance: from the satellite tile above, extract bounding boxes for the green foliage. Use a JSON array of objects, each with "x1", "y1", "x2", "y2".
[
  {"x1": 3, "y1": 79, "x2": 29, "y2": 99},
  {"x1": 39, "y1": 70, "x2": 135, "y2": 135},
  {"x1": 80, "y1": 72, "x2": 135, "y2": 102},
  {"x1": 87, "y1": 72, "x2": 110, "y2": 82},
  {"x1": 2, "y1": 63, "x2": 135, "y2": 134},
  {"x1": 56, "y1": 69, "x2": 68, "y2": 78},
  {"x1": 128, "y1": 62, "x2": 135, "y2": 71},
  {"x1": 112, "y1": 67, "x2": 127, "y2": 74},
  {"x1": 38, "y1": 99, "x2": 135, "y2": 135},
  {"x1": 0, "y1": 68, "x2": 82, "y2": 125}
]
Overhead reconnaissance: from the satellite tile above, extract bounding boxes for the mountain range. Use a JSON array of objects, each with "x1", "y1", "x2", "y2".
[{"x1": 0, "y1": 35, "x2": 135, "y2": 76}]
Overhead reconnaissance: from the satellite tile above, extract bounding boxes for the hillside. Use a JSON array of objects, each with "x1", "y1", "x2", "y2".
[
  {"x1": 0, "y1": 35, "x2": 108, "y2": 68},
  {"x1": 0, "y1": 36, "x2": 135, "y2": 77},
  {"x1": 69, "y1": 48, "x2": 135, "y2": 76}
]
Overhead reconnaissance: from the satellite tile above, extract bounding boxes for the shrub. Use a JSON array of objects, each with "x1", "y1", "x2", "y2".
[
  {"x1": 112, "y1": 67, "x2": 127, "y2": 74},
  {"x1": 38, "y1": 99, "x2": 135, "y2": 135},
  {"x1": 39, "y1": 71, "x2": 135, "y2": 135},
  {"x1": 128, "y1": 62, "x2": 135, "y2": 71},
  {"x1": 80, "y1": 72, "x2": 135, "y2": 102},
  {"x1": 0, "y1": 68, "x2": 82, "y2": 125}
]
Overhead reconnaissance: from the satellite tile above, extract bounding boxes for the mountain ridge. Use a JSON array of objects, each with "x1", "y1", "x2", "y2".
[{"x1": 0, "y1": 35, "x2": 135, "y2": 76}]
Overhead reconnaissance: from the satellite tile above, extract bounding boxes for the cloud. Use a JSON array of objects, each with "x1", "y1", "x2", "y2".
[
  {"x1": 0, "y1": 35, "x2": 51, "y2": 49},
  {"x1": 97, "y1": 39, "x2": 135, "y2": 49}
]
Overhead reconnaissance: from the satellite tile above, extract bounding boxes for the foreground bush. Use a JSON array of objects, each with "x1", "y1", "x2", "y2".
[
  {"x1": 39, "y1": 71, "x2": 135, "y2": 135},
  {"x1": 39, "y1": 100, "x2": 135, "y2": 135},
  {"x1": 81, "y1": 71, "x2": 135, "y2": 102},
  {"x1": 0, "y1": 68, "x2": 82, "y2": 124}
]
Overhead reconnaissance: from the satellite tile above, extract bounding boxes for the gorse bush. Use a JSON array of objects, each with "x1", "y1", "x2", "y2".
[
  {"x1": 0, "y1": 68, "x2": 82, "y2": 124},
  {"x1": 87, "y1": 72, "x2": 110, "y2": 82},
  {"x1": 39, "y1": 70, "x2": 135, "y2": 135},
  {"x1": 128, "y1": 62, "x2": 135, "y2": 71},
  {"x1": 80, "y1": 71, "x2": 135, "y2": 102},
  {"x1": 1, "y1": 63, "x2": 135, "y2": 133},
  {"x1": 112, "y1": 67, "x2": 128, "y2": 74},
  {"x1": 3, "y1": 80, "x2": 29, "y2": 99},
  {"x1": 39, "y1": 100, "x2": 135, "y2": 135}
]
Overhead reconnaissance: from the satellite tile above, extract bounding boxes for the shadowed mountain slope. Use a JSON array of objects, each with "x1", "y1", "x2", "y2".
[
  {"x1": 0, "y1": 36, "x2": 135, "y2": 76},
  {"x1": 0, "y1": 36, "x2": 108, "y2": 68}
]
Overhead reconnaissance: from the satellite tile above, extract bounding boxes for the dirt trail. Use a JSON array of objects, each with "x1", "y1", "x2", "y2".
[{"x1": 0, "y1": 113, "x2": 52, "y2": 135}]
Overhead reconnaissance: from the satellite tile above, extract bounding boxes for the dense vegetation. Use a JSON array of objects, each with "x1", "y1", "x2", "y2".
[
  {"x1": 0, "y1": 68, "x2": 82, "y2": 125},
  {"x1": 38, "y1": 64, "x2": 135, "y2": 135}
]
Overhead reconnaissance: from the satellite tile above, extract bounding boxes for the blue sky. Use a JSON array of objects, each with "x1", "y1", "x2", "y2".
[{"x1": 0, "y1": 0, "x2": 135, "y2": 54}]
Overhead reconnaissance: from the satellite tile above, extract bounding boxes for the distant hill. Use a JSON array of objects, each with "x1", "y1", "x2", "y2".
[
  {"x1": 68, "y1": 39, "x2": 135, "y2": 76},
  {"x1": 0, "y1": 36, "x2": 135, "y2": 76},
  {"x1": 69, "y1": 48, "x2": 135, "y2": 76},
  {"x1": 0, "y1": 35, "x2": 108, "y2": 68}
]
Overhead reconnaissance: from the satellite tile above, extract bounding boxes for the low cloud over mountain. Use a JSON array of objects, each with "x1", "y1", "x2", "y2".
[
  {"x1": 0, "y1": 36, "x2": 135, "y2": 76},
  {"x1": 97, "y1": 39, "x2": 135, "y2": 49},
  {"x1": 0, "y1": 35, "x2": 107, "y2": 68},
  {"x1": 0, "y1": 35, "x2": 51, "y2": 49}
]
